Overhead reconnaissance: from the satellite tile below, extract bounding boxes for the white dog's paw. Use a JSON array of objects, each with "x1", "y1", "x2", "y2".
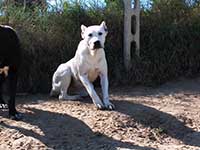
[
  {"x1": 94, "y1": 102, "x2": 105, "y2": 110},
  {"x1": 105, "y1": 102, "x2": 115, "y2": 110},
  {"x1": 59, "y1": 95, "x2": 64, "y2": 100},
  {"x1": 59, "y1": 95, "x2": 81, "y2": 100}
]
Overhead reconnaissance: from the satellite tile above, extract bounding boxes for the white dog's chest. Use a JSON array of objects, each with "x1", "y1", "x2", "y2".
[
  {"x1": 81, "y1": 50, "x2": 105, "y2": 82},
  {"x1": 88, "y1": 67, "x2": 100, "y2": 82}
]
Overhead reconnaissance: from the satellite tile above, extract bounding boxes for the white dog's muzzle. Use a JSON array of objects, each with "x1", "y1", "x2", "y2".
[{"x1": 89, "y1": 37, "x2": 103, "y2": 50}]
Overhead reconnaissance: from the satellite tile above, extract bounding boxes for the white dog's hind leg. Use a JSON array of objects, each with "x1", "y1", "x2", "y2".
[
  {"x1": 50, "y1": 84, "x2": 60, "y2": 97},
  {"x1": 50, "y1": 73, "x2": 61, "y2": 97},
  {"x1": 59, "y1": 72, "x2": 81, "y2": 100}
]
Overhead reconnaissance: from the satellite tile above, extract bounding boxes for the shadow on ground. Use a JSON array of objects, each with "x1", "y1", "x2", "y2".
[
  {"x1": 1, "y1": 107, "x2": 155, "y2": 150},
  {"x1": 114, "y1": 100, "x2": 200, "y2": 147}
]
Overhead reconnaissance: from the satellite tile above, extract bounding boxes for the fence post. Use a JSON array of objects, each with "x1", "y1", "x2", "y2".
[{"x1": 123, "y1": 0, "x2": 140, "y2": 71}]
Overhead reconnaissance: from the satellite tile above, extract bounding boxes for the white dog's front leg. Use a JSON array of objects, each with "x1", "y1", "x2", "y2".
[
  {"x1": 100, "y1": 73, "x2": 115, "y2": 110},
  {"x1": 79, "y1": 74, "x2": 104, "y2": 109}
]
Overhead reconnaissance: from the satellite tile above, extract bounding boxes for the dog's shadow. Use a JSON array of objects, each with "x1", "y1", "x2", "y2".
[
  {"x1": 1, "y1": 107, "x2": 155, "y2": 150},
  {"x1": 113, "y1": 100, "x2": 200, "y2": 147},
  {"x1": 61, "y1": 90, "x2": 200, "y2": 148}
]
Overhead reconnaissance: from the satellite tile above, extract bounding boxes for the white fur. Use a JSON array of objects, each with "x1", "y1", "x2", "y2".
[{"x1": 51, "y1": 21, "x2": 114, "y2": 110}]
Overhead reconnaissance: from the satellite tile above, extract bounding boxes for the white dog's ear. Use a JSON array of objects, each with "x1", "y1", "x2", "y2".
[
  {"x1": 81, "y1": 25, "x2": 87, "y2": 39},
  {"x1": 100, "y1": 21, "x2": 108, "y2": 32},
  {"x1": 81, "y1": 25, "x2": 87, "y2": 32}
]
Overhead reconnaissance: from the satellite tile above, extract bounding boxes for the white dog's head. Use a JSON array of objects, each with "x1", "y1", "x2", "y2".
[{"x1": 81, "y1": 21, "x2": 108, "y2": 52}]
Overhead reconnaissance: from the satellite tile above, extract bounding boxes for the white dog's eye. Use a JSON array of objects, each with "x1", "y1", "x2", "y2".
[
  {"x1": 88, "y1": 33, "x2": 93, "y2": 37},
  {"x1": 98, "y1": 32, "x2": 103, "y2": 36}
]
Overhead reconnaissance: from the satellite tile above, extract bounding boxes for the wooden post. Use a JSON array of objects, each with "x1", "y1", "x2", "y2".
[{"x1": 123, "y1": 0, "x2": 140, "y2": 71}]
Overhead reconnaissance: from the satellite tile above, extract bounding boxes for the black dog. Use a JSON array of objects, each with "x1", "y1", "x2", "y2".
[{"x1": 0, "y1": 25, "x2": 22, "y2": 120}]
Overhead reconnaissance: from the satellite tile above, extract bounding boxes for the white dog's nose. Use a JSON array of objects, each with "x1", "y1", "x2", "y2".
[{"x1": 93, "y1": 40, "x2": 102, "y2": 49}]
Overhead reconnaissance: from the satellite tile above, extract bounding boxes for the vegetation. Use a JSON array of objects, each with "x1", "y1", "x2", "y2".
[{"x1": 0, "y1": 0, "x2": 200, "y2": 93}]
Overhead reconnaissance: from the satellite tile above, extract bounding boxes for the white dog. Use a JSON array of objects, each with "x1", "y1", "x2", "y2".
[{"x1": 50, "y1": 21, "x2": 114, "y2": 110}]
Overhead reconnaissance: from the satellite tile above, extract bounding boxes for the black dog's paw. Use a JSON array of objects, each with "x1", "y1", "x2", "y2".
[{"x1": 9, "y1": 112, "x2": 23, "y2": 121}]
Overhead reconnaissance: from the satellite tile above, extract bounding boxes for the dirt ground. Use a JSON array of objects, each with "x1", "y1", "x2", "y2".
[{"x1": 0, "y1": 78, "x2": 200, "y2": 150}]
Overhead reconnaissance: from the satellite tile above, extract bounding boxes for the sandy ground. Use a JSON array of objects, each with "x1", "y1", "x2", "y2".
[{"x1": 0, "y1": 78, "x2": 200, "y2": 150}]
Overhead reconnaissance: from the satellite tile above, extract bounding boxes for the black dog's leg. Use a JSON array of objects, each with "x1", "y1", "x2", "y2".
[
  {"x1": 0, "y1": 75, "x2": 6, "y2": 104},
  {"x1": 8, "y1": 72, "x2": 22, "y2": 120},
  {"x1": 8, "y1": 72, "x2": 17, "y2": 114}
]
